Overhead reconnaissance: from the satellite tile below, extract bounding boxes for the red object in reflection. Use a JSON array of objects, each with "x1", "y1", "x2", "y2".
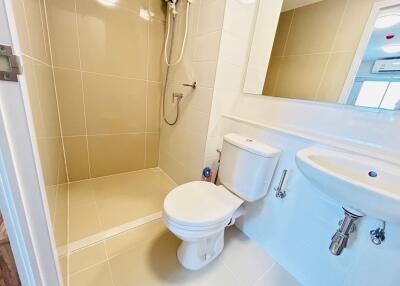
[{"x1": 387, "y1": 34, "x2": 395, "y2": 40}]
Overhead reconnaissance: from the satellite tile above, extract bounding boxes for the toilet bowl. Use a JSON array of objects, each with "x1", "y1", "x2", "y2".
[
  {"x1": 163, "y1": 133, "x2": 281, "y2": 270},
  {"x1": 163, "y1": 181, "x2": 243, "y2": 270}
]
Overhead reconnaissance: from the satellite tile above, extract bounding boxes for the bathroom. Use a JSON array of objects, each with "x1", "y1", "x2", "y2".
[{"x1": 0, "y1": 0, "x2": 399, "y2": 285}]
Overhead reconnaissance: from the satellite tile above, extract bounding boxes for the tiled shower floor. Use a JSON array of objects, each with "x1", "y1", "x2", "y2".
[{"x1": 68, "y1": 168, "x2": 176, "y2": 242}]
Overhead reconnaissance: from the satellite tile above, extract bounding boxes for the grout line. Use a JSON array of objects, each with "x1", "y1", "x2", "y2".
[
  {"x1": 270, "y1": 51, "x2": 352, "y2": 58},
  {"x1": 18, "y1": 0, "x2": 33, "y2": 56},
  {"x1": 102, "y1": 240, "x2": 117, "y2": 286},
  {"x1": 144, "y1": 12, "x2": 151, "y2": 168},
  {"x1": 37, "y1": 0, "x2": 51, "y2": 63},
  {"x1": 62, "y1": 131, "x2": 159, "y2": 138},
  {"x1": 41, "y1": 1, "x2": 72, "y2": 285},
  {"x1": 313, "y1": 0, "x2": 350, "y2": 101},
  {"x1": 67, "y1": 212, "x2": 163, "y2": 253},
  {"x1": 219, "y1": 259, "x2": 244, "y2": 285},
  {"x1": 52, "y1": 65, "x2": 163, "y2": 83},
  {"x1": 157, "y1": 167, "x2": 178, "y2": 186},
  {"x1": 271, "y1": 8, "x2": 295, "y2": 96},
  {"x1": 67, "y1": 166, "x2": 162, "y2": 184},
  {"x1": 66, "y1": 183, "x2": 70, "y2": 286},
  {"x1": 51, "y1": 177, "x2": 59, "y2": 227},
  {"x1": 68, "y1": 258, "x2": 109, "y2": 278},
  {"x1": 73, "y1": 0, "x2": 93, "y2": 180},
  {"x1": 21, "y1": 53, "x2": 52, "y2": 67},
  {"x1": 41, "y1": 0, "x2": 70, "y2": 183},
  {"x1": 250, "y1": 262, "x2": 277, "y2": 286}
]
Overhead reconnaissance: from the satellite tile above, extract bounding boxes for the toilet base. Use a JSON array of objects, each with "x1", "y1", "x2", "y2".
[{"x1": 177, "y1": 230, "x2": 225, "y2": 271}]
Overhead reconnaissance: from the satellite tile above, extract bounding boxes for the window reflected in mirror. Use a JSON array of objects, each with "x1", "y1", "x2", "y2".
[
  {"x1": 348, "y1": 5, "x2": 400, "y2": 110},
  {"x1": 245, "y1": 0, "x2": 400, "y2": 111}
]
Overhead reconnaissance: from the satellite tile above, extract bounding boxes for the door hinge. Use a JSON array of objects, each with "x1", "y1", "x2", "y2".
[{"x1": 0, "y1": 45, "x2": 22, "y2": 82}]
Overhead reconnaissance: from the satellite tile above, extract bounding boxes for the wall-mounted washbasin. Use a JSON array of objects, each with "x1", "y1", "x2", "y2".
[{"x1": 296, "y1": 147, "x2": 400, "y2": 223}]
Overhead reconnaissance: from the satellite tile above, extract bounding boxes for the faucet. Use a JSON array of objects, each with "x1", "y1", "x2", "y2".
[
  {"x1": 172, "y1": 92, "x2": 183, "y2": 103},
  {"x1": 329, "y1": 208, "x2": 363, "y2": 256}
]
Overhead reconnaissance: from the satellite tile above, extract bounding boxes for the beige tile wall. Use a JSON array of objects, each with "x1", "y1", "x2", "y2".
[
  {"x1": 10, "y1": 0, "x2": 68, "y2": 279},
  {"x1": 45, "y1": 0, "x2": 165, "y2": 181},
  {"x1": 263, "y1": 0, "x2": 378, "y2": 103},
  {"x1": 159, "y1": 0, "x2": 226, "y2": 184}
]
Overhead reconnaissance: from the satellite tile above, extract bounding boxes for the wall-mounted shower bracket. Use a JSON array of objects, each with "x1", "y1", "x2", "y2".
[{"x1": 182, "y1": 81, "x2": 196, "y2": 89}]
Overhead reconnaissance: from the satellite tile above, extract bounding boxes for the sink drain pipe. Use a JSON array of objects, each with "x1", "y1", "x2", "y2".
[{"x1": 329, "y1": 207, "x2": 363, "y2": 256}]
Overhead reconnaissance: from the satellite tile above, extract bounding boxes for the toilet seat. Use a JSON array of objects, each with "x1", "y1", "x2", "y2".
[{"x1": 163, "y1": 181, "x2": 243, "y2": 229}]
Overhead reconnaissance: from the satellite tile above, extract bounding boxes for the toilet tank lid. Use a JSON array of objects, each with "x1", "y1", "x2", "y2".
[{"x1": 223, "y1": 134, "x2": 281, "y2": 158}]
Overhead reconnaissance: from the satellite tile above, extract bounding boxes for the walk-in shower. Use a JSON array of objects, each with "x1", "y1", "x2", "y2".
[{"x1": 162, "y1": 0, "x2": 192, "y2": 125}]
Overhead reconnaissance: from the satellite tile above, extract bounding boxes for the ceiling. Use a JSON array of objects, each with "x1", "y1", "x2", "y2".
[
  {"x1": 364, "y1": 6, "x2": 400, "y2": 61},
  {"x1": 281, "y1": 0, "x2": 324, "y2": 12}
]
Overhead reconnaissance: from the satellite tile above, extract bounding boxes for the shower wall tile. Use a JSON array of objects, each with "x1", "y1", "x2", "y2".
[
  {"x1": 34, "y1": 62, "x2": 63, "y2": 137},
  {"x1": 36, "y1": 137, "x2": 64, "y2": 186},
  {"x1": 54, "y1": 68, "x2": 86, "y2": 136},
  {"x1": 46, "y1": 0, "x2": 80, "y2": 69},
  {"x1": 284, "y1": 0, "x2": 347, "y2": 56},
  {"x1": 63, "y1": 136, "x2": 91, "y2": 181},
  {"x1": 22, "y1": 0, "x2": 52, "y2": 64},
  {"x1": 148, "y1": 20, "x2": 165, "y2": 82},
  {"x1": 270, "y1": 10, "x2": 293, "y2": 57},
  {"x1": 22, "y1": 56, "x2": 46, "y2": 136},
  {"x1": 274, "y1": 54, "x2": 329, "y2": 101},
  {"x1": 76, "y1": 0, "x2": 148, "y2": 78},
  {"x1": 315, "y1": 52, "x2": 354, "y2": 103},
  {"x1": 145, "y1": 133, "x2": 160, "y2": 168},
  {"x1": 159, "y1": 0, "x2": 226, "y2": 184},
  {"x1": 112, "y1": 0, "x2": 148, "y2": 12},
  {"x1": 149, "y1": 0, "x2": 166, "y2": 21},
  {"x1": 83, "y1": 72, "x2": 147, "y2": 135},
  {"x1": 46, "y1": 0, "x2": 164, "y2": 180},
  {"x1": 196, "y1": 0, "x2": 226, "y2": 35},
  {"x1": 88, "y1": 134, "x2": 146, "y2": 177},
  {"x1": 193, "y1": 30, "x2": 222, "y2": 62},
  {"x1": 11, "y1": 0, "x2": 31, "y2": 55},
  {"x1": 264, "y1": 0, "x2": 379, "y2": 104},
  {"x1": 332, "y1": 0, "x2": 377, "y2": 52},
  {"x1": 147, "y1": 82, "x2": 162, "y2": 133}
]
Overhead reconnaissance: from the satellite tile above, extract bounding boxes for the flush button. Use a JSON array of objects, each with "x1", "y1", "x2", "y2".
[{"x1": 368, "y1": 171, "x2": 378, "y2": 178}]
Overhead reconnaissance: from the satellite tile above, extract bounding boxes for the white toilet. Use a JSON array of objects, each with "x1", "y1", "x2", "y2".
[{"x1": 163, "y1": 133, "x2": 281, "y2": 270}]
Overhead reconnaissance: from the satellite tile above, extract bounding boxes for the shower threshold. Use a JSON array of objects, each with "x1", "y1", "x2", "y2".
[{"x1": 62, "y1": 168, "x2": 176, "y2": 254}]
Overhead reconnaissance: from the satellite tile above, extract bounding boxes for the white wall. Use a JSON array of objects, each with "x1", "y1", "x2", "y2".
[
  {"x1": 205, "y1": 0, "x2": 258, "y2": 166},
  {"x1": 205, "y1": 0, "x2": 400, "y2": 285},
  {"x1": 218, "y1": 116, "x2": 400, "y2": 286}
]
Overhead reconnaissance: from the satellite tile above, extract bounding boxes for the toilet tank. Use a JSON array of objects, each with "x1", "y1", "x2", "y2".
[{"x1": 219, "y1": 134, "x2": 281, "y2": 202}]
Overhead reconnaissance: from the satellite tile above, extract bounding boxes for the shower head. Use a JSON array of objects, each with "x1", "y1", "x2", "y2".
[{"x1": 165, "y1": 0, "x2": 177, "y2": 15}]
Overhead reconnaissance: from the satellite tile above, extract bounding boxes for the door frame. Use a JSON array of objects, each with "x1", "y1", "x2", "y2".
[{"x1": 0, "y1": 0, "x2": 63, "y2": 285}]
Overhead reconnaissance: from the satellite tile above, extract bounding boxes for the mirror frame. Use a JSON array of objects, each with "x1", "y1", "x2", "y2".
[
  {"x1": 243, "y1": 0, "x2": 283, "y2": 94},
  {"x1": 243, "y1": 0, "x2": 400, "y2": 111}
]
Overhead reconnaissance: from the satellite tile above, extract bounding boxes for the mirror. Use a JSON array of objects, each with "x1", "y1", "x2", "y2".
[{"x1": 244, "y1": 0, "x2": 400, "y2": 111}]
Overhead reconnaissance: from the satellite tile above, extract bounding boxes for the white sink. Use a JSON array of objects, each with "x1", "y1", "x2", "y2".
[{"x1": 296, "y1": 146, "x2": 400, "y2": 223}]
